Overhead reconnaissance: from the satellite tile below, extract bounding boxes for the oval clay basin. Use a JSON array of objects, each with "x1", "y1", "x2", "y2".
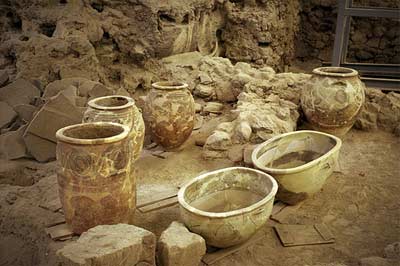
[
  {"x1": 178, "y1": 167, "x2": 278, "y2": 248},
  {"x1": 252, "y1": 130, "x2": 342, "y2": 205}
]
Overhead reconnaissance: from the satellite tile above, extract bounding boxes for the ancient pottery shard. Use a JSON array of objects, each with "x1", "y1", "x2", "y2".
[
  {"x1": 252, "y1": 130, "x2": 342, "y2": 205},
  {"x1": 145, "y1": 81, "x2": 195, "y2": 150},
  {"x1": 301, "y1": 67, "x2": 365, "y2": 136},
  {"x1": 178, "y1": 167, "x2": 278, "y2": 248},
  {"x1": 56, "y1": 122, "x2": 135, "y2": 234},
  {"x1": 83, "y1": 95, "x2": 145, "y2": 162}
]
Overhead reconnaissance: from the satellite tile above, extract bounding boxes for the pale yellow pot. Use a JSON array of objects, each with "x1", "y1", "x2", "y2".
[{"x1": 252, "y1": 130, "x2": 342, "y2": 205}]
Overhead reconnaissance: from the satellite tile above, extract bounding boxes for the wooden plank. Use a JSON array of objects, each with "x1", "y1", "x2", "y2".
[
  {"x1": 314, "y1": 223, "x2": 335, "y2": 241},
  {"x1": 136, "y1": 191, "x2": 178, "y2": 209},
  {"x1": 137, "y1": 196, "x2": 178, "y2": 213},
  {"x1": 202, "y1": 231, "x2": 266, "y2": 265},
  {"x1": 45, "y1": 215, "x2": 66, "y2": 227},
  {"x1": 274, "y1": 224, "x2": 335, "y2": 247},
  {"x1": 270, "y1": 202, "x2": 304, "y2": 224},
  {"x1": 45, "y1": 223, "x2": 74, "y2": 240}
]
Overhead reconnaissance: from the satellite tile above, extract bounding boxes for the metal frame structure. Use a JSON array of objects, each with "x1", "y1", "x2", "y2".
[{"x1": 331, "y1": 0, "x2": 400, "y2": 90}]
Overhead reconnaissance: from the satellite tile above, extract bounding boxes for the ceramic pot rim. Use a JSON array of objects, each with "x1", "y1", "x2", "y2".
[
  {"x1": 178, "y1": 167, "x2": 278, "y2": 218},
  {"x1": 251, "y1": 130, "x2": 342, "y2": 175},
  {"x1": 313, "y1": 67, "x2": 358, "y2": 77},
  {"x1": 152, "y1": 81, "x2": 188, "y2": 90},
  {"x1": 87, "y1": 95, "x2": 135, "y2": 111},
  {"x1": 56, "y1": 122, "x2": 130, "y2": 145}
]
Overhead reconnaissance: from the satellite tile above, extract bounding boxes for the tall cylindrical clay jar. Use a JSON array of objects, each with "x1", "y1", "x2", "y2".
[
  {"x1": 56, "y1": 122, "x2": 134, "y2": 234},
  {"x1": 145, "y1": 81, "x2": 195, "y2": 149},
  {"x1": 301, "y1": 67, "x2": 365, "y2": 136},
  {"x1": 83, "y1": 95, "x2": 145, "y2": 163}
]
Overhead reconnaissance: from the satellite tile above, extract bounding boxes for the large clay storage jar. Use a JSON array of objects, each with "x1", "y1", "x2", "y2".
[
  {"x1": 83, "y1": 95, "x2": 145, "y2": 163},
  {"x1": 145, "y1": 81, "x2": 195, "y2": 149},
  {"x1": 301, "y1": 67, "x2": 365, "y2": 136},
  {"x1": 56, "y1": 122, "x2": 134, "y2": 234}
]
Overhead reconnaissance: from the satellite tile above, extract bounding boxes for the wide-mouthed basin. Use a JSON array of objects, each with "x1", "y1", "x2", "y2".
[
  {"x1": 252, "y1": 130, "x2": 342, "y2": 205},
  {"x1": 178, "y1": 167, "x2": 278, "y2": 248}
]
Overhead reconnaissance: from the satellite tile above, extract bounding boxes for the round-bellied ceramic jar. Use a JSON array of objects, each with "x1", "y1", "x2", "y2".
[
  {"x1": 145, "y1": 81, "x2": 195, "y2": 149},
  {"x1": 83, "y1": 95, "x2": 145, "y2": 162},
  {"x1": 301, "y1": 67, "x2": 365, "y2": 136}
]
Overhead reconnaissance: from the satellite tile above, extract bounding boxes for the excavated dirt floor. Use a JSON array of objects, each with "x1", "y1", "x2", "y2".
[{"x1": 0, "y1": 127, "x2": 399, "y2": 266}]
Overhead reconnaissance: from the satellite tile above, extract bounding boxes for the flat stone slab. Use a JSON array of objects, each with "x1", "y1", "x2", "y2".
[{"x1": 57, "y1": 224, "x2": 156, "y2": 266}]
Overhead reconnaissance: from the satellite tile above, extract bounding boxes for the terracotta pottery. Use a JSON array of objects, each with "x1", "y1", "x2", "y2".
[
  {"x1": 83, "y1": 95, "x2": 145, "y2": 162},
  {"x1": 145, "y1": 81, "x2": 195, "y2": 149},
  {"x1": 56, "y1": 122, "x2": 134, "y2": 234},
  {"x1": 301, "y1": 67, "x2": 365, "y2": 136},
  {"x1": 252, "y1": 130, "x2": 342, "y2": 205},
  {"x1": 178, "y1": 167, "x2": 278, "y2": 248}
]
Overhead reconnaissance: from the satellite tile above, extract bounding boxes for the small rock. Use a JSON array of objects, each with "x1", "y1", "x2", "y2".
[
  {"x1": 115, "y1": 87, "x2": 131, "y2": 97},
  {"x1": 194, "y1": 84, "x2": 214, "y2": 98},
  {"x1": 0, "y1": 79, "x2": 40, "y2": 107},
  {"x1": 204, "y1": 131, "x2": 232, "y2": 151},
  {"x1": 384, "y1": 242, "x2": 400, "y2": 259},
  {"x1": 5, "y1": 192, "x2": 17, "y2": 205},
  {"x1": 195, "y1": 135, "x2": 207, "y2": 147},
  {"x1": 202, "y1": 149, "x2": 227, "y2": 159},
  {"x1": 0, "y1": 125, "x2": 28, "y2": 160},
  {"x1": 0, "y1": 70, "x2": 9, "y2": 87},
  {"x1": 195, "y1": 103, "x2": 202, "y2": 113},
  {"x1": 233, "y1": 121, "x2": 252, "y2": 142},
  {"x1": 359, "y1": 257, "x2": 398, "y2": 266},
  {"x1": 158, "y1": 221, "x2": 206, "y2": 266},
  {"x1": 243, "y1": 144, "x2": 257, "y2": 166},
  {"x1": 198, "y1": 73, "x2": 213, "y2": 84},
  {"x1": 0, "y1": 101, "x2": 17, "y2": 129},
  {"x1": 203, "y1": 102, "x2": 224, "y2": 114},
  {"x1": 57, "y1": 224, "x2": 156, "y2": 266},
  {"x1": 228, "y1": 145, "x2": 244, "y2": 163},
  {"x1": 60, "y1": 85, "x2": 78, "y2": 104},
  {"x1": 23, "y1": 133, "x2": 56, "y2": 162},
  {"x1": 74, "y1": 96, "x2": 87, "y2": 107},
  {"x1": 193, "y1": 115, "x2": 204, "y2": 130},
  {"x1": 88, "y1": 83, "x2": 113, "y2": 99},
  {"x1": 14, "y1": 104, "x2": 37, "y2": 122}
]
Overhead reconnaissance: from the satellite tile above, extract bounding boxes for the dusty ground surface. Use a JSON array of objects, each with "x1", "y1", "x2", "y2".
[{"x1": 0, "y1": 127, "x2": 399, "y2": 266}]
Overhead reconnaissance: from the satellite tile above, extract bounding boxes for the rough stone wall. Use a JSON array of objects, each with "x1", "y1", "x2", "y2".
[
  {"x1": 222, "y1": 0, "x2": 300, "y2": 71},
  {"x1": 0, "y1": 0, "x2": 300, "y2": 91},
  {"x1": 296, "y1": 0, "x2": 400, "y2": 64}
]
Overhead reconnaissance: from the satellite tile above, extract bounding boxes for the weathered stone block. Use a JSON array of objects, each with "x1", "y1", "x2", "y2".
[
  {"x1": 0, "y1": 101, "x2": 17, "y2": 129},
  {"x1": 23, "y1": 133, "x2": 56, "y2": 162},
  {"x1": 0, "y1": 125, "x2": 28, "y2": 160},
  {"x1": 0, "y1": 79, "x2": 40, "y2": 107},
  {"x1": 157, "y1": 222, "x2": 206, "y2": 266},
  {"x1": 57, "y1": 224, "x2": 156, "y2": 266},
  {"x1": 26, "y1": 92, "x2": 83, "y2": 143}
]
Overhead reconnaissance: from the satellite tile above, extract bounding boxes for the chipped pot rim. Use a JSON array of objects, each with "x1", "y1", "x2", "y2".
[
  {"x1": 56, "y1": 122, "x2": 130, "y2": 145},
  {"x1": 178, "y1": 167, "x2": 278, "y2": 218},
  {"x1": 312, "y1": 67, "x2": 358, "y2": 77},
  {"x1": 87, "y1": 95, "x2": 135, "y2": 111},
  {"x1": 251, "y1": 130, "x2": 342, "y2": 175},
  {"x1": 152, "y1": 81, "x2": 188, "y2": 90}
]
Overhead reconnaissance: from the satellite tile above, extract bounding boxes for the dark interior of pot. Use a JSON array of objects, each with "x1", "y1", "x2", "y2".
[
  {"x1": 184, "y1": 169, "x2": 273, "y2": 213},
  {"x1": 95, "y1": 96, "x2": 129, "y2": 107},
  {"x1": 63, "y1": 124, "x2": 124, "y2": 140},
  {"x1": 255, "y1": 132, "x2": 336, "y2": 169}
]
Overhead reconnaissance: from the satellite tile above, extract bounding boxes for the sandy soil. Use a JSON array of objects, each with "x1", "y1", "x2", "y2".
[{"x1": 0, "y1": 128, "x2": 399, "y2": 266}]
